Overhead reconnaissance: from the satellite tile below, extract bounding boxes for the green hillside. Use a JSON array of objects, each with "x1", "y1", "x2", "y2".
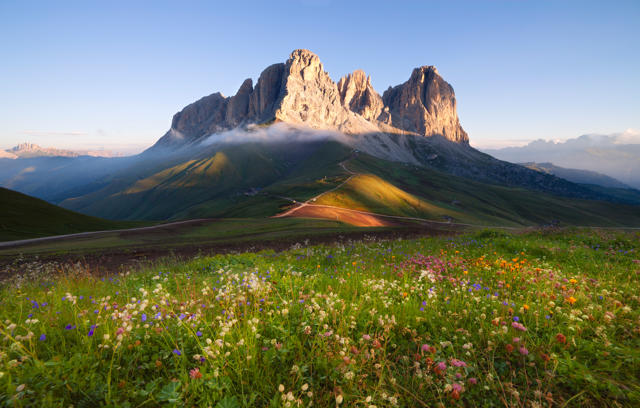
[
  {"x1": 62, "y1": 141, "x2": 353, "y2": 220},
  {"x1": 331, "y1": 154, "x2": 640, "y2": 227},
  {"x1": 0, "y1": 187, "x2": 142, "y2": 241},
  {"x1": 57, "y1": 140, "x2": 640, "y2": 228}
]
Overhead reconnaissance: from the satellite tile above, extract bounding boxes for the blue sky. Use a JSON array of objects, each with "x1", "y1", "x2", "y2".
[{"x1": 1, "y1": 0, "x2": 638, "y2": 152}]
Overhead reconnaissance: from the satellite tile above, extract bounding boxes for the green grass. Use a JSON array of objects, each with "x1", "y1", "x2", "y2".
[
  {"x1": 0, "y1": 218, "x2": 386, "y2": 257},
  {"x1": 314, "y1": 173, "x2": 468, "y2": 221},
  {"x1": 342, "y1": 154, "x2": 640, "y2": 227},
  {"x1": 1, "y1": 228, "x2": 639, "y2": 406},
  {"x1": 0, "y1": 187, "x2": 145, "y2": 242},
  {"x1": 61, "y1": 142, "x2": 353, "y2": 221},
  {"x1": 48, "y1": 141, "x2": 640, "y2": 228}
]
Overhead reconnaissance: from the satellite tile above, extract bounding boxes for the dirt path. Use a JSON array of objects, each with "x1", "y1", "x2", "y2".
[
  {"x1": 0, "y1": 219, "x2": 213, "y2": 248},
  {"x1": 274, "y1": 158, "x2": 356, "y2": 218}
]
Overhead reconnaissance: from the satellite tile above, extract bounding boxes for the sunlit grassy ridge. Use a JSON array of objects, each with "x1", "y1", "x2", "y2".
[
  {"x1": 1, "y1": 229, "x2": 639, "y2": 407},
  {"x1": 314, "y1": 173, "x2": 467, "y2": 222},
  {"x1": 345, "y1": 154, "x2": 640, "y2": 227}
]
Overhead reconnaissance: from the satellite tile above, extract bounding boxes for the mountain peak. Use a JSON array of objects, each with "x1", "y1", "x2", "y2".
[
  {"x1": 382, "y1": 64, "x2": 468, "y2": 143},
  {"x1": 9, "y1": 142, "x2": 43, "y2": 152},
  {"x1": 416, "y1": 65, "x2": 438, "y2": 75},
  {"x1": 153, "y1": 50, "x2": 468, "y2": 148},
  {"x1": 288, "y1": 49, "x2": 321, "y2": 64},
  {"x1": 337, "y1": 70, "x2": 384, "y2": 123}
]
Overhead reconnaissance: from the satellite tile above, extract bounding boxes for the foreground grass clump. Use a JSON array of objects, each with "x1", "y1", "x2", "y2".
[{"x1": 0, "y1": 229, "x2": 639, "y2": 407}]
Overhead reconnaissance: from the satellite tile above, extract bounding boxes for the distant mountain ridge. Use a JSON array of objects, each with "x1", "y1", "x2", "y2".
[
  {"x1": 482, "y1": 131, "x2": 640, "y2": 189},
  {"x1": 522, "y1": 162, "x2": 631, "y2": 189},
  {"x1": 3, "y1": 142, "x2": 118, "y2": 159}
]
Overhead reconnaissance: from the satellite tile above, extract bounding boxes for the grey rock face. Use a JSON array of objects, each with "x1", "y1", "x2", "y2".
[
  {"x1": 273, "y1": 50, "x2": 378, "y2": 134},
  {"x1": 153, "y1": 49, "x2": 468, "y2": 148},
  {"x1": 248, "y1": 63, "x2": 285, "y2": 121},
  {"x1": 382, "y1": 66, "x2": 468, "y2": 144},
  {"x1": 225, "y1": 78, "x2": 253, "y2": 127},
  {"x1": 337, "y1": 69, "x2": 385, "y2": 123}
]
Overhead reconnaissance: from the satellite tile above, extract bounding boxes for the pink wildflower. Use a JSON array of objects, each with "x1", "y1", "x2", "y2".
[
  {"x1": 189, "y1": 367, "x2": 202, "y2": 379},
  {"x1": 511, "y1": 322, "x2": 527, "y2": 331},
  {"x1": 451, "y1": 358, "x2": 467, "y2": 367}
]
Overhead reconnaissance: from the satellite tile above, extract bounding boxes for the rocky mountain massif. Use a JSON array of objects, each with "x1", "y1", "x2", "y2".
[
  {"x1": 148, "y1": 49, "x2": 631, "y2": 203},
  {"x1": 153, "y1": 49, "x2": 468, "y2": 149}
]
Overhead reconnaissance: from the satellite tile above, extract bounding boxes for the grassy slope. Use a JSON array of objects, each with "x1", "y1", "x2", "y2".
[
  {"x1": 314, "y1": 173, "x2": 468, "y2": 221},
  {"x1": 52, "y1": 140, "x2": 640, "y2": 228},
  {"x1": 0, "y1": 187, "x2": 143, "y2": 242},
  {"x1": 62, "y1": 142, "x2": 354, "y2": 221},
  {"x1": 314, "y1": 154, "x2": 640, "y2": 227}
]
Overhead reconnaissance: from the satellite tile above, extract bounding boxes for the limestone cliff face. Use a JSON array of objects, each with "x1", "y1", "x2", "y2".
[
  {"x1": 153, "y1": 49, "x2": 468, "y2": 148},
  {"x1": 248, "y1": 63, "x2": 285, "y2": 121},
  {"x1": 337, "y1": 70, "x2": 385, "y2": 123},
  {"x1": 273, "y1": 50, "x2": 377, "y2": 134},
  {"x1": 274, "y1": 50, "x2": 353, "y2": 127},
  {"x1": 382, "y1": 66, "x2": 468, "y2": 143}
]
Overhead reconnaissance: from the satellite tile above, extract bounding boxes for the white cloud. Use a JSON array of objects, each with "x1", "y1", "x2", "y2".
[
  {"x1": 613, "y1": 128, "x2": 640, "y2": 144},
  {"x1": 200, "y1": 123, "x2": 348, "y2": 146},
  {"x1": 470, "y1": 138, "x2": 535, "y2": 149}
]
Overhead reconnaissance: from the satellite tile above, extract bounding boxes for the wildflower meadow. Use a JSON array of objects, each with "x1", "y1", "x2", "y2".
[{"x1": 1, "y1": 229, "x2": 639, "y2": 407}]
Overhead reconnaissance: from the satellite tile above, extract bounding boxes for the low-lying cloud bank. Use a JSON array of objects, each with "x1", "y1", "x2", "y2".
[{"x1": 200, "y1": 123, "x2": 350, "y2": 147}]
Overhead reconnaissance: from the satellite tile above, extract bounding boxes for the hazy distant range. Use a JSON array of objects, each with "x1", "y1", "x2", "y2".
[{"x1": 481, "y1": 130, "x2": 640, "y2": 189}]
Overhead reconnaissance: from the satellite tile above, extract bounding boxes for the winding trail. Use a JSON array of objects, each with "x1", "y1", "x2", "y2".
[
  {"x1": 0, "y1": 219, "x2": 212, "y2": 248},
  {"x1": 274, "y1": 159, "x2": 357, "y2": 218},
  {"x1": 273, "y1": 155, "x2": 640, "y2": 230}
]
